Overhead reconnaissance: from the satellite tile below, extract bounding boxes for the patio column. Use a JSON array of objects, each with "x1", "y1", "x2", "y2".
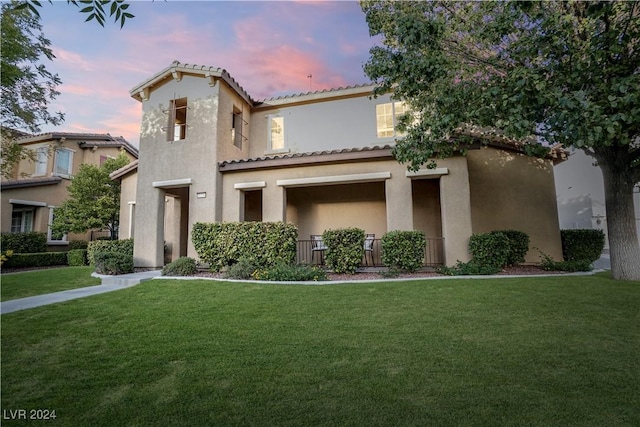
[
  {"x1": 439, "y1": 159, "x2": 473, "y2": 265},
  {"x1": 385, "y1": 175, "x2": 413, "y2": 231},
  {"x1": 263, "y1": 183, "x2": 286, "y2": 222},
  {"x1": 133, "y1": 186, "x2": 165, "y2": 268}
]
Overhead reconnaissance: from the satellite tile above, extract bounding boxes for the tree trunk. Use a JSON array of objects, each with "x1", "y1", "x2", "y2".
[{"x1": 600, "y1": 162, "x2": 640, "y2": 281}]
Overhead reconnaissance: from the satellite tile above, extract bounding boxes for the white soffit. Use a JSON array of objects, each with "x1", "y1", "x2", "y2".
[
  {"x1": 234, "y1": 181, "x2": 267, "y2": 190},
  {"x1": 406, "y1": 167, "x2": 449, "y2": 178},
  {"x1": 277, "y1": 172, "x2": 391, "y2": 188},
  {"x1": 9, "y1": 199, "x2": 47, "y2": 207},
  {"x1": 152, "y1": 178, "x2": 193, "y2": 188}
]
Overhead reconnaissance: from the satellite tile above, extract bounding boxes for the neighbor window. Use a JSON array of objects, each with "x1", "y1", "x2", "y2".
[
  {"x1": 11, "y1": 208, "x2": 34, "y2": 233},
  {"x1": 53, "y1": 148, "x2": 73, "y2": 177},
  {"x1": 47, "y1": 207, "x2": 66, "y2": 242},
  {"x1": 376, "y1": 101, "x2": 407, "y2": 138},
  {"x1": 232, "y1": 109, "x2": 243, "y2": 149},
  {"x1": 268, "y1": 116, "x2": 285, "y2": 151},
  {"x1": 167, "y1": 97, "x2": 188, "y2": 141},
  {"x1": 34, "y1": 147, "x2": 48, "y2": 176}
]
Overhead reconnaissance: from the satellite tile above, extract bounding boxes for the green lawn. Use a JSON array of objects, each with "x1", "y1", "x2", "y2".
[
  {"x1": 2, "y1": 272, "x2": 638, "y2": 426},
  {"x1": 0, "y1": 266, "x2": 101, "y2": 301}
]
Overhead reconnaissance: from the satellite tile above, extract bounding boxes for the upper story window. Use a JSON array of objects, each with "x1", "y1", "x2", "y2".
[
  {"x1": 34, "y1": 147, "x2": 48, "y2": 176},
  {"x1": 268, "y1": 116, "x2": 285, "y2": 152},
  {"x1": 376, "y1": 101, "x2": 407, "y2": 138},
  {"x1": 232, "y1": 109, "x2": 244, "y2": 149},
  {"x1": 53, "y1": 148, "x2": 73, "y2": 177},
  {"x1": 167, "y1": 97, "x2": 188, "y2": 141}
]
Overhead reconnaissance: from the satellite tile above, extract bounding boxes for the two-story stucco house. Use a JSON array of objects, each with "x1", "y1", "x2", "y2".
[
  {"x1": 1, "y1": 132, "x2": 138, "y2": 248},
  {"x1": 114, "y1": 61, "x2": 565, "y2": 269}
]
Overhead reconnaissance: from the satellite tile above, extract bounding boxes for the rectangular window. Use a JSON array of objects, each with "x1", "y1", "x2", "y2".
[
  {"x1": 167, "y1": 97, "x2": 188, "y2": 141},
  {"x1": 232, "y1": 110, "x2": 243, "y2": 149},
  {"x1": 11, "y1": 208, "x2": 34, "y2": 233},
  {"x1": 54, "y1": 148, "x2": 73, "y2": 177},
  {"x1": 376, "y1": 101, "x2": 407, "y2": 138},
  {"x1": 47, "y1": 207, "x2": 66, "y2": 242},
  {"x1": 34, "y1": 147, "x2": 48, "y2": 176},
  {"x1": 268, "y1": 116, "x2": 285, "y2": 151}
]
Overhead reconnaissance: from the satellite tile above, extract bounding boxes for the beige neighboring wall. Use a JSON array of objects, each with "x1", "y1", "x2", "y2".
[{"x1": 467, "y1": 146, "x2": 563, "y2": 262}]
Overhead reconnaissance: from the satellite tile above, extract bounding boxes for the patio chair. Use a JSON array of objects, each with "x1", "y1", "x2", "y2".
[
  {"x1": 311, "y1": 235, "x2": 328, "y2": 264},
  {"x1": 364, "y1": 233, "x2": 375, "y2": 266}
]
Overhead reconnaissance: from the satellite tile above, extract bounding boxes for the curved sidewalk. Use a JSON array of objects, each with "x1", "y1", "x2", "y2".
[{"x1": 0, "y1": 270, "x2": 161, "y2": 315}]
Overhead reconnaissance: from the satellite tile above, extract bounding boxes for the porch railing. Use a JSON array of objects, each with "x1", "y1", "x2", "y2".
[{"x1": 296, "y1": 237, "x2": 444, "y2": 267}]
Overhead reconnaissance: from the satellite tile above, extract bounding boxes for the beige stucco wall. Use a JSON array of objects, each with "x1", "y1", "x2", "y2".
[{"x1": 467, "y1": 146, "x2": 563, "y2": 262}]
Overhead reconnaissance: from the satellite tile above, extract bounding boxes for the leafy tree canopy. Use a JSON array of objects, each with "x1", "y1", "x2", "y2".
[
  {"x1": 17, "y1": 0, "x2": 134, "y2": 28},
  {"x1": 52, "y1": 152, "x2": 130, "y2": 238},
  {"x1": 362, "y1": 0, "x2": 640, "y2": 280}
]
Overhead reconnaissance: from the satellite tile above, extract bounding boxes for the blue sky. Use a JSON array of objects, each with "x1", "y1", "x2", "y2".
[{"x1": 35, "y1": 0, "x2": 377, "y2": 146}]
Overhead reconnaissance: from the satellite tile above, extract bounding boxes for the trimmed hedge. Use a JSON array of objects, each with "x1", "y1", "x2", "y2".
[
  {"x1": 381, "y1": 230, "x2": 426, "y2": 272},
  {"x1": 323, "y1": 228, "x2": 365, "y2": 274},
  {"x1": 253, "y1": 263, "x2": 328, "y2": 281},
  {"x1": 0, "y1": 232, "x2": 47, "y2": 253},
  {"x1": 87, "y1": 239, "x2": 134, "y2": 266},
  {"x1": 67, "y1": 249, "x2": 88, "y2": 266},
  {"x1": 561, "y1": 229, "x2": 605, "y2": 263},
  {"x1": 162, "y1": 257, "x2": 197, "y2": 276},
  {"x1": 192, "y1": 222, "x2": 297, "y2": 272},
  {"x1": 94, "y1": 251, "x2": 134, "y2": 275},
  {"x1": 2, "y1": 252, "x2": 68, "y2": 269},
  {"x1": 468, "y1": 232, "x2": 511, "y2": 268},
  {"x1": 68, "y1": 240, "x2": 89, "y2": 250},
  {"x1": 500, "y1": 230, "x2": 530, "y2": 266}
]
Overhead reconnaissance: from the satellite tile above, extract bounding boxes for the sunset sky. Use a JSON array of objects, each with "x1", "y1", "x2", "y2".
[{"x1": 36, "y1": 1, "x2": 378, "y2": 146}]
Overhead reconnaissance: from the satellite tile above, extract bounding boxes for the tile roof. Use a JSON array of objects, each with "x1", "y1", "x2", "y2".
[
  {"x1": 1, "y1": 176, "x2": 62, "y2": 190},
  {"x1": 15, "y1": 132, "x2": 139, "y2": 158},
  {"x1": 109, "y1": 159, "x2": 139, "y2": 180}
]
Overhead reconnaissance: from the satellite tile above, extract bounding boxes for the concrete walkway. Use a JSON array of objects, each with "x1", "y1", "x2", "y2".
[{"x1": 0, "y1": 270, "x2": 161, "y2": 315}]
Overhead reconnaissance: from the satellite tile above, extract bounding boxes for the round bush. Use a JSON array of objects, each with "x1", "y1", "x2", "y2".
[
  {"x1": 322, "y1": 228, "x2": 365, "y2": 274},
  {"x1": 468, "y1": 232, "x2": 510, "y2": 268},
  {"x1": 561, "y1": 229, "x2": 605, "y2": 262},
  {"x1": 94, "y1": 251, "x2": 134, "y2": 275},
  {"x1": 381, "y1": 230, "x2": 426, "y2": 272},
  {"x1": 162, "y1": 257, "x2": 197, "y2": 276}
]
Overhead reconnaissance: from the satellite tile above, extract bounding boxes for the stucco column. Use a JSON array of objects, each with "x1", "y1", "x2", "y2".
[
  {"x1": 439, "y1": 162, "x2": 473, "y2": 265},
  {"x1": 385, "y1": 175, "x2": 413, "y2": 231},
  {"x1": 133, "y1": 187, "x2": 165, "y2": 268},
  {"x1": 264, "y1": 184, "x2": 286, "y2": 222}
]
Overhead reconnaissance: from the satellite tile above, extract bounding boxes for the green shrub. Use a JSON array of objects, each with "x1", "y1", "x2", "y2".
[
  {"x1": 437, "y1": 260, "x2": 501, "y2": 276},
  {"x1": 192, "y1": 222, "x2": 297, "y2": 272},
  {"x1": 94, "y1": 251, "x2": 134, "y2": 275},
  {"x1": 539, "y1": 251, "x2": 593, "y2": 272},
  {"x1": 381, "y1": 230, "x2": 426, "y2": 272},
  {"x1": 561, "y1": 229, "x2": 605, "y2": 263},
  {"x1": 253, "y1": 263, "x2": 328, "y2": 281},
  {"x1": 162, "y1": 257, "x2": 197, "y2": 276},
  {"x1": 67, "y1": 249, "x2": 87, "y2": 266},
  {"x1": 0, "y1": 232, "x2": 47, "y2": 253},
  {"x1": 322, "y1": 228, "x2": 365, "y2": 274},
  {"x1": 87, "y1": 239, "x2": 134, "y2": 265},
  {"x1": 2, "y1": 252, "x2": 68, "y2": 269},
  {"x1": 68, "y1": 240, "x2": 89, "y2": 250},
  {"x1": 499, "y1": 230, "x2": 530, "y2": 266},
  {"x1": 468, "y1": 232, "x2": 511, "y2": 268},
  {"x1": 224, "y1": 257, "x2": 260, "y2": 280}
]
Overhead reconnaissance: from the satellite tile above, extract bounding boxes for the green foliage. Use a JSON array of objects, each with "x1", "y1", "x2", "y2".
[
  {"x1": 322, "y1": 228, "x2": 365, "y2": 274},
  {"x1": 561, "y1": 229, "x2": 606, "y2": 263},
  {"x1": 67, "y1": 249, "x2": 87, "y2": 266},
  {"x1": 19, "y1": 0, "x2": 135, "y2": 28},
  {"x1": 68, "y1": 240, "x2": 89, "y2": 250},
  {"x1": 94, "y1": 251, "x2": 133, "y2": 275},
  {"x1": 539, "y1": 251, "x2": 593, "y2": 272},
  {"x1": 192, "y1": 222, "x2": 297, "y2": 272},
  {"x1": 253, "y1": 263, "x2": 328, "y2": 282},
  {"x1": 2, "y1": 251, "x2": 67, "y2": 269},
  {"x1": 87, "y1": 239, "x2": 133, "y2": 266},
  {"x1": 0, "y1": 232, "x2": 47, "y2": 253},
  {"x1": 224, "y1": 257, "x2": 259, "y2": 280},
  {"x1": 380, "y1": 230, "x2": 426, "y2": 272},
  {"x1": 162, "y1": 257, "x2": 197, "y2": 277},
  {"x1": 437, "y1": 260, "x2": 502, "y2": 276},
  {"x1": 52, "y1": 152, "x2": 129, "y2": 237},
  {"x1": 500, "y1": 230, "x2": 530, "y2": 266},
  {"x1": 468, "y1": 232, "x2": 511, "y2": 268},
  {"x1": 361, "y1": 0, "x2": 640, "y2": 279}
]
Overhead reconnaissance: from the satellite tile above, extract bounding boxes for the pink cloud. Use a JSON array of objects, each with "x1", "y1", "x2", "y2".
[{"x1": 52, "y1": 48, "x2": 94, "y2": 71}]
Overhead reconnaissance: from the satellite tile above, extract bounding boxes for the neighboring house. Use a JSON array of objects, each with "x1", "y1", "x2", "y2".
[
  {"x1": 114, "y1": 61, "x2": 565, "y2": 269},
  {"x1": 554, "y1": 147, "x2": 640, "y2": 249},
  {"x1": 1, "y1": 132, "x2": 138, "y2": 248}
]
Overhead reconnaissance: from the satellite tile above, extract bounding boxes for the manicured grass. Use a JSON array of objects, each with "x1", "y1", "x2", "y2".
[
  {"x1": 2, "y1": 272, "x2": 638, "y2": 426},
  {"x1": 0, "y1": 266, "x2": 101, "y2": 301}
]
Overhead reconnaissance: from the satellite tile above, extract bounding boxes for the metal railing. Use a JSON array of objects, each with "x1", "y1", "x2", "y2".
[{"x1": 296, "y1": 237, "x2": 444, "y2": 267}]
